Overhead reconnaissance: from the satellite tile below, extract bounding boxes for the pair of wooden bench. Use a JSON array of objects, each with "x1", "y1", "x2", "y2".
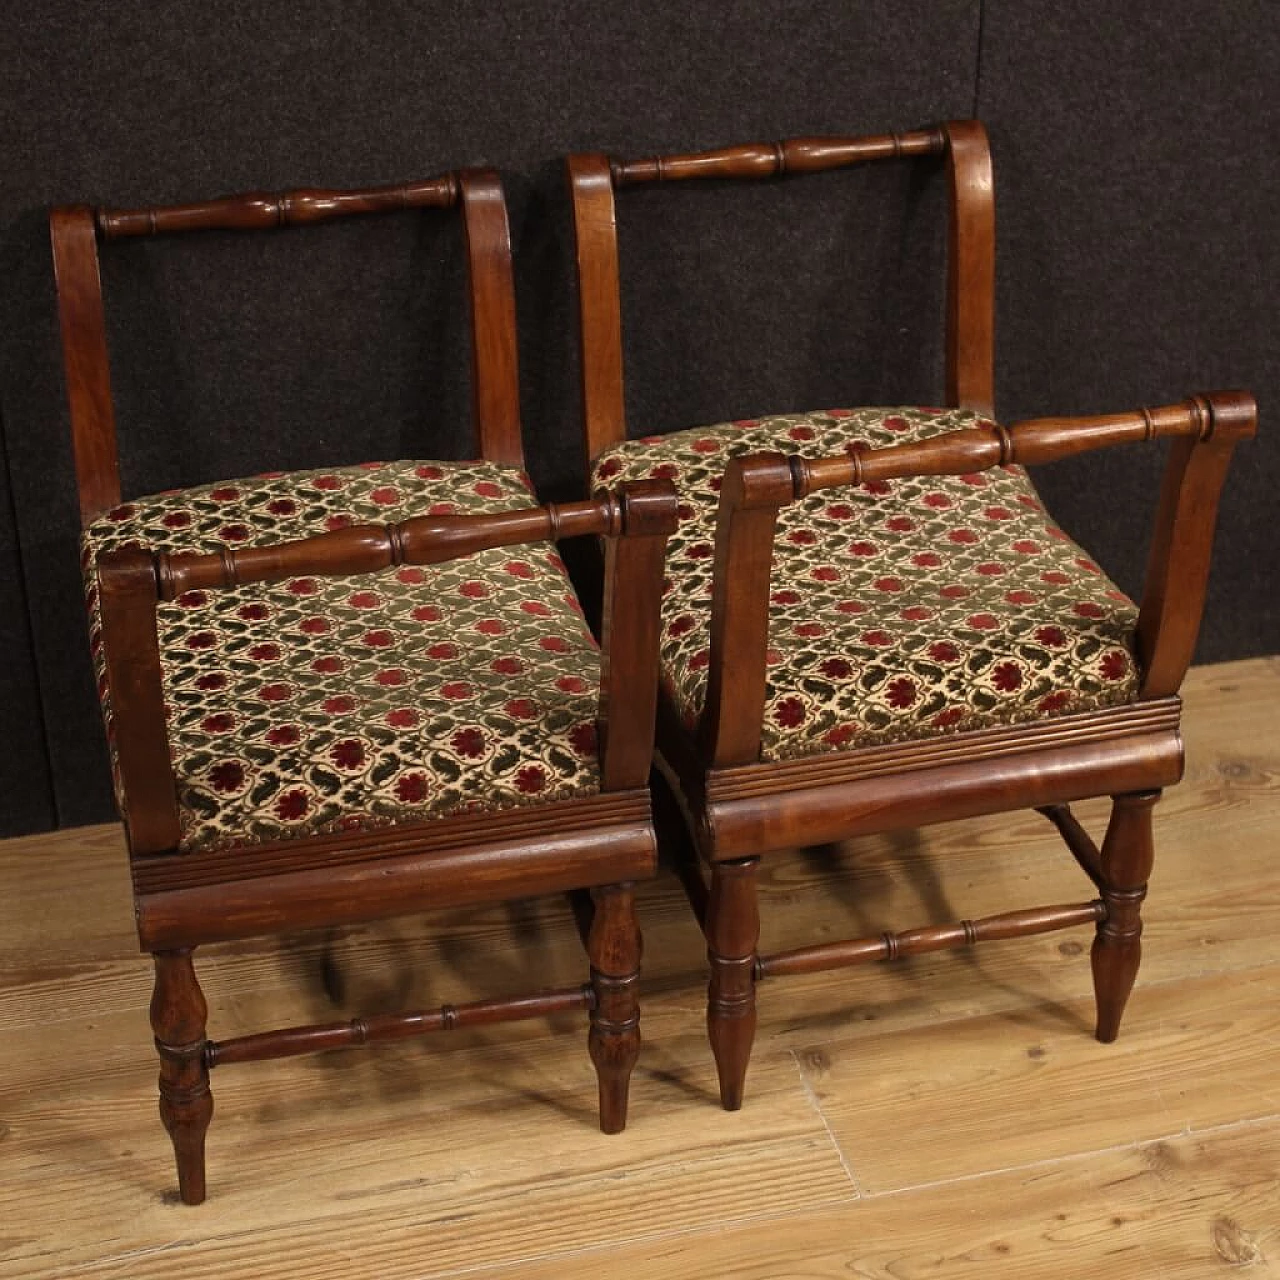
[{"x1": 51, "y1": 121, "x2": 1254, "y2": 1202}]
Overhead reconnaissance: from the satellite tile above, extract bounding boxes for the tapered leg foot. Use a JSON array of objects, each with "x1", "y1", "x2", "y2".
[
  {"x1": 150, "y1": 949, "x2": 213, "y2": 1204},
  {"x1": 588, "y1": 883, "x2": 642, "y2": 1134},
  {"x1": 1092, "y1": 790, "x2": 1159, "y2": 1043},
  {"x1": 706, "y1": 857, "x2": 760, "y2": 1110}
]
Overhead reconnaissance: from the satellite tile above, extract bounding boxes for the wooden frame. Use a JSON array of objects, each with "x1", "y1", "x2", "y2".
[
  {"x1": 51, "y1": 171, "x2": 679, "y2": 1204},
  {"x1": 567, "y1": 121, "x2": 1257, "y2": 1109}
]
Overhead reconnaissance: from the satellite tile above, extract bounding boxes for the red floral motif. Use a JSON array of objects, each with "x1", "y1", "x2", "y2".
[
  {"x1": 267, "y1": 725, "x2": 301, "y2": 745},
  {"x1": 376, "y1": 668, "x2": 407, "y2": 686},
  {"x1": 202, "y1": 713, "x2": 235, "y2": 733},
  {"x1": 395, "y1": 773, "x2": 429, "y2": 803},
  {"x1": 1101, "y1": 650, "x2": 1130, "y2": 680},
  {"x1": 887, "y1": 678, "x2": 917, "y2": 708},
  {"x1": 515, "y1": 765, "x2": 546, "y2": 793},
  {"x1": 992, "y1": 662, "x2": 1024, "y2": 692},
  {"x1": 209, "y1": 761, "x2": 245, "y2": 792},
  {"x1": 491, "y1": 656, "x2": 523, "y2": 674},
  {"x1": 386, "y1": 708, "x2": 418, "y2": 728},
  {"x1": 928, "y1": 641, "x2": 960, "y2": 663},
  {"x1": 312, "y1": 656, "x2": 343, "y2": 674},
  {"x1": 440, "y1": 681, "x2": 473, "y2": 700},
  {"x1": 451, "y1": 728, "x2": 486, "y2": 758},
  {"x1": 364, "y1": 630, "x2": 394, "y2": 648},
  {"x1": 259, "y1": 683, "x2": 292, "y2": 701},
  {"x1": 331, "y1": 740, "x2": 365, "y2": 770},
  {"x1": 300, "y1": 617, "x2": 330, "y2": 634},
  {"x1": 249, "y1": 643, "x2": 281, "y2": 662},
  {"x1": 177, "y1": 590, "x2": 208, "y2": 608},
  {"x1": 773, "y1": 697, "x2": 806, "y2": 727},
  {"x1": 570, "y1": 722, "x2": 598, "y2": 757},
  {"x1": 239, "y1": 603, "x2": 269, "y2": 621},
  {"x1": 821, "y1": 658, "x2": 852, "y2": 679}
]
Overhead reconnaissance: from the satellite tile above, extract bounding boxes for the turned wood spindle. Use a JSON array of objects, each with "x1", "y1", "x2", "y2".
[
  {"x1": 705, "y1": 857, "x2": 760, "y2": 1111},
  {"x1": 150, "y1": 949, "x2": 213, "y2": 1205},
  {"x1": 587, "y1": 883, "x2": 642, "y2": 1134},
  {"x1": 1092, "y1": 790, "x2": 1160, "y2": 1042}
]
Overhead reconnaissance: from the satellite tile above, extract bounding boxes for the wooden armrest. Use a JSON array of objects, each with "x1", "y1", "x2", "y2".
[
  {"x1": 97, "y1": 481, "x2": 678, "y2": 854},
  {"x1": 702, "y1": 392, "x2": 1257, "y2": 765}
]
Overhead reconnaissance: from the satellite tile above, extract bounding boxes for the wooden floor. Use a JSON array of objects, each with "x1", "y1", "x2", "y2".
[{"x1": 3, "y1": 657, "x2": 1278, "y2": 1278}]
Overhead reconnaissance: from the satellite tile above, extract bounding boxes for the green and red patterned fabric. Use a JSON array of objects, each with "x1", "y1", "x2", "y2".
[
  {"x1": 82, "y1": 460, "x2": 602, "y2": 853},
  {"x1": 592, "y1": 407, "x2": 1140, "y2": 761}
]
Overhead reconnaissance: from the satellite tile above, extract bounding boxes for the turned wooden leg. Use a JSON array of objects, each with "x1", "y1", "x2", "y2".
[
  {"x1": 588, "y1": 883, "x2": 642, "y2": 1134},
  {"x1": 150, "y1": 949, "x2": 214, "y2": 1204},
  {"x1": 1092, "y1": 790, "x2": 1160, "y2": 1044},
  {"x1": 706, "y1": 857, "x2": 760, "y2": 1111}
]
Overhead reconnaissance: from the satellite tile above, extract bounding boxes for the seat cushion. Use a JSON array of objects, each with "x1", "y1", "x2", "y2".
[
  {"x1": 593, "y1": 407, "x2": 1140, "y2": 762},
  {"x1": 83, "y1": 460, "x2": 602, "y2": 852}
]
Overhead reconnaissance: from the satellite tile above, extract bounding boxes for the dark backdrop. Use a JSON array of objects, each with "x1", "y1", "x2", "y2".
[{"x1": 0, "y1": 2, "x2": 1274, "y2": 837}]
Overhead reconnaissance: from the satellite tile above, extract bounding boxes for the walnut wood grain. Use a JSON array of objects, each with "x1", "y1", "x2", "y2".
[
  {"x1": 147, "y1": 490, "x2": 630, "y2": 599},
  {"x1": 49, "y1": 207, "x2": 121, "y2": 522},
  {"x1": 705, "y1": 858, "x2": 760, "y2": 1110},
  {"x1": 1136, "y1": 390, "x2": 1257, "y2": 698},
  {"x1": 587, "y1": 883, "x2": 642, "y2": 1133},
  {"x1": 757, "y1": 900, "x2": 1105, "y2": 979},
  {"x1": 598, "y1": 482, "x2": 679, "y2": 790},
  {"x1": 1092, "y1": 790, "x2": 1160, "y2": 1042},
  {"x1": 95, "y1": 174, "x2": 459, "y2": 238},
  {"x1": 700, "y1": 728, "x2": 1183, "y2": 862},
  {"x1": 207, "y1": 986, "x2": 593, "y2": 1067},
  {"x1": 567, "y1": 153, "x2": 628, "y2": 468},
  {"x1": 942, "y1": 120, "x2": 995, "y2": 415},
  {"x1": 134, "y1": 804, "x2": 657, "y2": 951},
  {"x1": 608, "y1": 128, "x2": 944, "y2": 185},
  {"x1": 96, "y1": 548, "x2": 181, "y2": 855},
  {"x1": 150, "y1": 949, "x2": 213, "y2": 1205},
  {"x1": 459, "y1": 170, "x2": 524, "y2": 467},
  {"x1": 1038, "y1": 803, "x2": 1105, "y2": 890}
]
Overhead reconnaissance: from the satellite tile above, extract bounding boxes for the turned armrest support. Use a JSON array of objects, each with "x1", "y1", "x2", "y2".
[
  {"x1": 96, "y1": 481, "x2": 679, "y2": 851},
  {"x1": 700, "y1": 392, "x2": 1256, "y2": 766}
]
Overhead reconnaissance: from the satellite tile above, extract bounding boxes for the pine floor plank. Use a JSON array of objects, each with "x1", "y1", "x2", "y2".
[{"x1": 470, "y1": 1120, "x2": 1280, "y2": 1280}]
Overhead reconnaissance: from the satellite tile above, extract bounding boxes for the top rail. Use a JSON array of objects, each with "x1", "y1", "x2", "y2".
[
  {"x1": 96, "y1": 174, "x2": 460, "y2": 239},
  {"x1": 609, "y1": 128, "x2": 945, "y2": 187}
]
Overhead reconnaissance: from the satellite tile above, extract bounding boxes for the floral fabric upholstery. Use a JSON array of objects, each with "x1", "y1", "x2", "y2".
[
  {"x1": 592, "y1": 407, "x2": 1140, "y2": 762},
  {"x1": 83, "y1": 460, "x2": 602, "y2": 853}
]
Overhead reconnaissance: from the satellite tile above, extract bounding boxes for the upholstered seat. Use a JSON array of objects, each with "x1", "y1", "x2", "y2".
[
  {"x1": 83, "y1": 459, "x2": 602, "y2": 852},
  {"x1": 593, "y1": 406, "x2": 1139, "y2": 760}
]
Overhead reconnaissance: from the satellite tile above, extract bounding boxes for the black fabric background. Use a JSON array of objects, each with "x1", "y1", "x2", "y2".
[{"x1": 0, "y1": 2, "x2": 1273, "y2": 836}]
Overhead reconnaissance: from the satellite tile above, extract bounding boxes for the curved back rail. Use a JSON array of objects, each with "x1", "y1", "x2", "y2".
[
  {"x1": 701, "y1": 392, "x2": 1257, "y2": 766},
  {"x1": 567, "y1": 121, "x2": 994, "y2": 472},
  {"x1": 97, "y1": 479, "x2": 679, "y2": 854},
  {"x1": 51, "y1": 169, "x2": 523, "y2": 526}
]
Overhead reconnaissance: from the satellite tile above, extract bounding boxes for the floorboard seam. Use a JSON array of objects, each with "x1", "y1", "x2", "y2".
[
  {"x1": 854, "y1": 1109, "x2": 1280, "y2": 1201},
  {"x1": 788, "y1": 1048, "x2": 864, "y2": 1198}
]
